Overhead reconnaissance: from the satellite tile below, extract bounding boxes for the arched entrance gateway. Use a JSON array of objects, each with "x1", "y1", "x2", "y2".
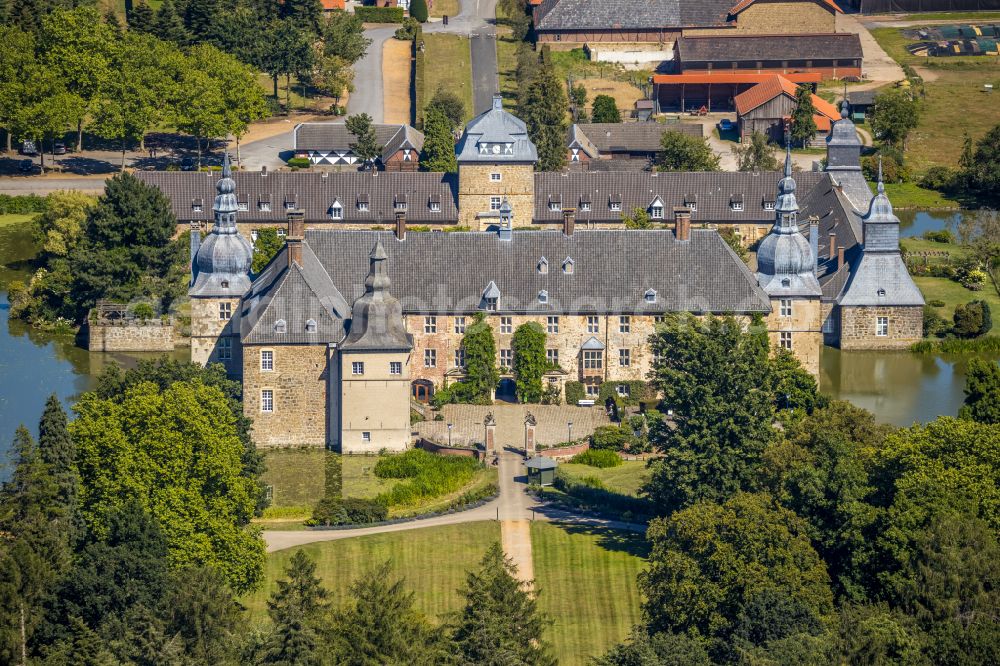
[{"x1": 411, "y1": 379, "x2": 434, "y2": 403}]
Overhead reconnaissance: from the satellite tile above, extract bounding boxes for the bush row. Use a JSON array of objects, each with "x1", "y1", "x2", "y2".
[
  {"x1": 354, "y1": 6, "x2": 405, "y2": 22},
  {"x1": 569, "y1": 448, "x2": 622, "y2": 468},
  {"x1": 0, "y1": 194, "x2": 48, "y2": 214},
  {"x1": 308, "y1": 497, "x2": 388, "y2": 526}
]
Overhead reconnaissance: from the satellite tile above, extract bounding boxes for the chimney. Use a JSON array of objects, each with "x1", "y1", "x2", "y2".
[
  {"x1": 837, "y1": 245, "x2": 846, "y2": 270},
  {"x1": 394, "y1": 210, "x2": 407, "y2": 241},
  {"x1": 828, "y1": 232, "x2": 836, "y2": 261},
  {"x1": 261, "y1": 165, "x2": 267, "y2": 176},
  {"x1": 287, "y1": 209, "x2": 304, "y2": 268},
  {"x1": 808, "y1": 216, "x2": 819, "y2": 276},
  {"x1": 562, "y1": 207, "x2": 575, "y2": 236},
  {"x1": 673, "y1": 207, "x2": 691, "y2": 241}
]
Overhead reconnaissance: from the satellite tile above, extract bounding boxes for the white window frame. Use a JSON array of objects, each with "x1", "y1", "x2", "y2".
[
  {"x1": 424, "y1": 316, "x2": 437, "y2": 333},
  {"x1": 619, "y1": 315, "x2": 631, "y2": 333},
  {"x1": 876, "y1": 316, "x2": 889, "y2": 337},
  {"x1": 822, "y1": 316, "x2": 834, "y2": 334},
  {"x1": 780, "y1": 299, "x2": 792, "y2": 317},
  {"x1": 616, "y1": 383, "x2": 630, "y2": 396},
  {"x1": 779, "y1": 331, "x2": 792, "y2": 349},
  {"x1": 455, "y1": 349, "x2": 466, "y2": 367},
  {"x1": 549, "y1": 201, "x2": 561, "y2": 212},
  {"x1": 218, "y1": 337, "x2": 232, "y2": 361},
  {"x1": 499, "y1": 349, "x2": 512, "y2": 369},
  {"x1": 731, "y1": 201, "x2": 744, "y2": 212},
  {"x1": 546, "y1": 348, "x2": 559, "y2": 365},
  {"x1": 261, "y1": 389, "x2": 274, "y2": 413},
  {"x1": 424, "y1": 349, "x2": 437, "y2": 367},
  {"x1": 580, "y1": 202, "x2": 591, "y2": 212},
  {"x1": 389, "y1": 361, "x2": 402, "y2": 375},
  {"x1": 429, "y1": 201, "x2": 441, "y2": 212},
  {"x1": 260, "y1": 350, "x2": 274, "y2": 372},
  {"x1": 490, "y1": 196, "x2": 502, "y2": 211},
  {"x1": 259, "y1": 202, "x2": 271, "y2": 212},
  {"x1": 238, "y1": 201, "x2": 249, "y2": 212},
  {"x1": 362, "y1": 431, "x2": 371, "y2": 442},
  {"x1": 352, "y1": 361, "x2": 365, "y2": 375},
  {"x1": 331, "y1": 204, "x2": 343, "y2": 220},
  {"x1": 650, "y1": 206, "x2": 663, "y2": 219},
  {"x1": 763, "y1": 201, "x2": 775, "y2": 211},
  {"x1": 490, "y1": 172, "x2": 502, "y2": 182},
  {"x1": 587, "y1": 316, "x2": 599, "y2": 334},
  {"x1": 547, "y1": 316, "x2": 559, "y2": 333},
  {"x1": 583, "y1": 350, "x2": 603, "y2": 370},
  {"x1": 610, "y1": 201, "x2": 622, "y2": 212},
  {"x1": 219, "y1": 302, "x2": 232, "y2": 320},
  {"x1": 538, "y1": 290, "x2": 548, "y2": 304},
  {"x1": 500, "y1": 316, "x2": 513, "y2": 334},
  {"x1": 619, "y1": 348, "x2": 631, "y2": 367},
  {"x1": 454, "y1": 316, "x2": 466, "y2": 334},
  {"x1": 357, "y1": 201, "x2": 369, "y2": 212},
  {"x1": 645, "y1": 290, "x2": 657, "y2": 304},
  {"x1": 586, "y1": 383, "x2": 600, "y2": 397}
]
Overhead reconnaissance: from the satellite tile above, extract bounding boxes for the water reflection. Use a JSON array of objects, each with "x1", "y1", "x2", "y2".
[
  {"x1": 819, "y1": 346, "x2": 986, "y2": 427},
  {"x1": 897, "y1": 209, "x2": 973, "y2": 239}
]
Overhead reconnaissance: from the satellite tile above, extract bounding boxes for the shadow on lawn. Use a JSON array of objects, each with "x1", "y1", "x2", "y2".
[{"x1": 546, "y1": 521, "x2": 651, "y2": 560}]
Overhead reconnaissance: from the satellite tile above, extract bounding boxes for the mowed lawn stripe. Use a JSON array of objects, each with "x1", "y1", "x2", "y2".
[
  {"x1": 244, "y1": 521, "x2": 501, "y2": 623},
  {"x1": 531, "y1": 522, "x2": 648, "y2": 666}
]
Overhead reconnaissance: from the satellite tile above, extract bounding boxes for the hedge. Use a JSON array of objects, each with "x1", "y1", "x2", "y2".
[
  {"x1": 598, "y1": 380, "x2": 652, "y2": 407},
  {"x1": 569, "y1": 449, "x2": 622, "y2": 468},
  {"x1": 413, "y1": 23, "x2": 425, "y2": 128},
  {"x1": 565, "y1": 381, "x2": 585, "y2": 405},
  {"x1": 0, "y1": 194, "x2": 47, "y2": 215},
  {"x1": 308, "y1": 497, "x2": 388, "y2": 526},
  {"x1": 354, "y1": 6, "x2": 405, "y2": 22},
  {"x1": 286, "y1": 157, "x2": 311, "y2": 168}
]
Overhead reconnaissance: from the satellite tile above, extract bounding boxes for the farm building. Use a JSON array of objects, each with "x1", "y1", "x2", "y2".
[
  {"x1": 292, "y1": 122, "x2": 424, "y2": 171},
  {"x1": 734, "y1": 75, "x2": 841, "y2": 144},
  {"x1": 565, "y1": 122, "x2": 703, "y2": 164},
  {"x1": 653, "y1": 71, "x2": 822, "y2": 113},
  {"x1": 675, "y1": 33, "x2": 863, "y2": 79}
]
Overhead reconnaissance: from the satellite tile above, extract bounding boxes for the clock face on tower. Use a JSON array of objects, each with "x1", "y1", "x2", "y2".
[{"x1": 492, "y1": 144, "x2": 501, "y2": 154}]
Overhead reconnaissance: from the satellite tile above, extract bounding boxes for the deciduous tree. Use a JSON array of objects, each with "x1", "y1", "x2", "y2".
[
  {"x1": 870, "y1": 88, "x2": 919, "y2": 150},
  {"x1": 461, "y1": 312, "x2": 500, "y2": 403},
  {"x1": 790, "y1": 85, "x2": 818, "y2": 148},
  {"x1": 252, "y1": 227, "x2": 285, "y2": 273},
  {"x1": 733, "y1": 131, "x2": 780, "y2": 172},
  {"x1": 419, "y1": 106, "x2": 457, "y2": 173},
  {"x1": 320, "y1": 9, "x2": 371, "y2": 64},
  {"x1": 346, "y1": 113, "x2": 383, "y2": 169},
  {"x1": 656, "y1": 130, "x2": 720, "y2": 172},
  {"x1": 34, "y1": 190, "x2": 94, "y2": 258},
  {"x1": 959, "y1": 357, "x2": 1000, "y2": 424},
  {"x1": 428, "y1": 88, "x2": 466, "y2": 130},
  {"x1": 591, "y1": 94, "x2": 621, "y2": 123}
]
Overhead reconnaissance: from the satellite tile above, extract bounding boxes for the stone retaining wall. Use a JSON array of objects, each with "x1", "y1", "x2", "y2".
[
  {"x1": 87, "y1": 320, "x2": 178, "y2": 352},
  {"x1": 416, "y1": 438, "x2": 484, "y2": 461},
  {"x1": 536, "y1": 441, "x2": 590, "y2": 460}
]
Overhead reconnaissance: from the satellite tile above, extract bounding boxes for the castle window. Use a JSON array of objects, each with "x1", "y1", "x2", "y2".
[
  {"x1": 362, "y1": 432, "x2": 371, "y2": 443},
  {"x1": 619, "y1": 349, "x2": 631, "y2": 367},
  {"x1": 780, "y1": 331, "x2": 792, "y2": 349},
  {"x1": 500, "y1": 316, "x2": 512, "y2": 334},
  {"x1": 538, "y1": 257, "x2": 548, "y2": 274},
  {"x1": 822, "y1": 316, "x2": 834, "y2": 334},
  {"x1": 730, "y1": 197, "x2": 744, "y2": 212},
  {"x1": 547, "y1": 348, "x2": 559, "y2": 365},
  {"x1": 490, "y1": 172, "x2": 501, "y2": 182},
  {"x1": 616, "y1": 383, "x2": 630, "y2": 396},
  {"x1": 650, "y1": 205, "x2": 663, "y2": 219},
  {"x1": 547, "y1": 316, "x2": 559, "y2": 333},
  {"x1": 305, "y1": 319, "x2": 317, "y2": 332},
  {"x1": 610, "y1": 201, "x2": 622, "y2": 212},
  {"x1": 485, "y1": 297, "x2": 498, "y2": 312},
  {"x1": 192, "y1": 198, "x2": 203, "y2": 212},
  {"x1": 586, "y1": 383, "x2": 599, "y2": 397},
  {"x1": 563, "y1": 257, "x2": 574, "y2": 274},
  {"x1": 218, "y1": 337, "x2": 231, "y2": 361},
  {"x1": 260, "y1": 350, "x2": 274, "y2": 372},
  {"x1": 587, "y1": 316, "x2": 599, "y2": 334},
  {"x1": 258, "y1": 201, "x2": 271, "y2": 212},
  {"x1": 330, "y1": 202, "x2": 343, "y2": 220},
  {"x1": 221, "y1": 280, "x2": 229, "y2": 289},
  {"x1": 219, "y1": 302, "x2": 232, "y2": 320},
  {"x1": 238, "y1": 200, "x2": 249, "y2": 211},
  {"x1": 424, "y1": 316, "x2": 437, "y2": 333},
  {"x1": 876, "y1": 316, "x2": 889, "y2": 337},
  {"x1": 877, "y1": 288, "x2": 886, "y2": 297},
  {"x1": 261, "y1": 390, "x2": 273, "y2": 413},
  {"x1": 583, "y1": 350, "x2": 603, "y2": 370},
  {"x1": 390, "y1": 361, "x2": 402, "y2": 375},
  {"x1": 645, "y1": 289, "x2": 657, "y2": 304},
  {"x1": 490, "y1": 196, "x2": 502, "y2": 211},
  {"x1": 454, "y1": 316, "x2": 466, "y2": 334},
  {"x1": 273, "y1": 319, "x2": 287, "y2": 334},
  {"x1": 455, "y1": 349, "x2": 466, "y2": 367},
  {"x1": 538, "y1": 290, "x2": 548, "y2": 304},
  {"x1": 763, "y1": 200, "x2": 775, "y2": 211},
  {"x1": 424, "y1": 349, "x2": 437, "y2": 367},
  {"x1": 619, "y1": 316, "x2": 631, "y2": 333},
  {"x1": 580, "y1": 202, "x2": 591, "y2": 212},
  {"x1": 352, "y1": 361, "x2": 364, "y2": 375},
  {"x1": 781, "y1": 278, "x2": 791, "y2": 288},
  {"x1": 500, "y1": 349, "x2": 512, "y2": 369},
  {"x1": 780, "y1": 299, "x2": 792, "y2": 317}
]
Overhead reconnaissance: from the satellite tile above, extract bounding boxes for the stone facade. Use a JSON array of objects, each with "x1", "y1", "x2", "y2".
[
  {"x1": 87, "y1": 320, "x2": 178, "y2": 353},
  {"x1": 190, "y1": 296, "x2": 243, "y2": 374},
  {"x1": 838, "y1": 305, "x2": 923, "y2": 350},
  {"x1": 242, "y1": 344, "x2": 329, "y2": 447},
  {"x1": 763, "y1": 296, "x2": 822, "y2": 376},
  {"x1": 457, "y1": 164, "x2": 535, "y2": 229},
  {"x1": 336, "y1": 350, "x2": 412, "y2": 453}
]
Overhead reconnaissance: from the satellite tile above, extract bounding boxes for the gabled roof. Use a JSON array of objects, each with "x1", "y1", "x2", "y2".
[
  {"x1": 568, "y1": 123, "x2": 702, "y2": 158},
  {"x1": 653, "y1": 72, "x2": 822, "y2": 85},
  {"x1": 456, "y1": 95, "x2": 537, "y2": 163},
  {"x1": 534, "y1": 0, "x2": 733, "y2": 31},
  {"x1": 293, "y1": 122, "x2": 424, "y2": 161},
  {"x1": 734, "y1": 75, "x2": 841, "y2": 125},
  {"x1": 728, "y1": 0, "x2": 842, "y2": 15},
  {"x1": 676, "y1": 33, "x2": 862, "y2": 63}
]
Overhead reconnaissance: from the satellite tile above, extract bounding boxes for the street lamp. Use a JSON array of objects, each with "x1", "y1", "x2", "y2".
[
  {"x1": 567, "y1": 421, "x2": 573, "y2": 444},
  {"x1": 447, "y1": 423, "x2": 453, "y2": 447}
]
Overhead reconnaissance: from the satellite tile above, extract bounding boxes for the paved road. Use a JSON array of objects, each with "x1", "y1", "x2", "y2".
[
  {"x1": 346, "y1": 25, "x2": 398, "y2": 122},
  {"x1": 0, "y1": 176, "x2": 107, "y2": 195},
  {"x1": 470, "y1": 33, "x2": 499, "y2": 115}
]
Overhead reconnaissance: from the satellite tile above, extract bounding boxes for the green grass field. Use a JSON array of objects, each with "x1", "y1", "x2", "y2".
[
  {"x1": 532, "y1": 522, "x2": 648, "y2": 665},
  {"x1": 871, "y1": 181, "x2": 961, "y2": 209},
  {"x1": 430, "y1": 0, "x2": 459, "y2": 17},
  {"x1": 423, "y1": 34, "x2": 474, "y2": 123},
  {"x1": 870, "y1": 27, "x2": 1000, "y2": 174},
  {"x1": 244, "y1": 521, "x2": 501, "y2": 623},
  {"x1": 557, "y1": 460, "x2": 650, "y2": 497},
  {"x1": 916, "y1": 276, "x2": 1000, "y2": 334},
  {"x1": 0, "y1": 214, "x2": 37, "y2": 229}
]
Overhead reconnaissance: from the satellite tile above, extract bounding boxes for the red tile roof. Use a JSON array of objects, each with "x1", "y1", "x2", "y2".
[
  {"x1": 728, "y1": 0, "x2": 842, "y2": 15},
  {"x1": 652, "y1": 72, "x2": 822, "y2": 85},
  {"x1": 733, "y1": 75, "x2": 841, "y2": 132},
  {"x1": 321, "y1": 0, "x2": 345, "y2": 9}
]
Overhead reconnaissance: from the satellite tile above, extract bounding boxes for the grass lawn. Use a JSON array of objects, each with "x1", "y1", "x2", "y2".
[
  {"x1": 900, "y1": 236, "x2": 970, "y2": 257},
  {"x1": 532, "y1": 522, "x2": 648, "y2": 665},
  {"x1": 430, "y1": 0, "x2": 459, "y2": 17},
  {"x1": 883, "y1": 10, "x2": 1000, "y2": 22},
  {"x1": 423, "y1": 33, "x2": 474, "y2": 123},
  {"x1": 870, "y1": 181, "x2": 961, "y2": 209},
  {"x1": 870, "y1": 28, "x2": 1000, "y2": 174},
  {"x1": 557, "y1": 460, "x2": 650, "y2": 497},
  {"x1": 915, "y1": 276, "x2": 1000, "y2": 334},
  {"x1": 0, "y1": 214, "x2": 37, "y2": 229},
  {"x1": 243, "y1": 521, "x2": 501, "y2": 623},
  {"x1": 496, "y1": 31, "x2": 519, "y2": 110}
]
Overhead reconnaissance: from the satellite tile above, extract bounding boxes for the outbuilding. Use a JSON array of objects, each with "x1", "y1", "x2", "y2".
[{"x1": 525, "y1": 456, "x2": 558, "y2": 486}]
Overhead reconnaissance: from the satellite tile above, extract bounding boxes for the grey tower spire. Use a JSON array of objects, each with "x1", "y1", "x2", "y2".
[
  {"x1": 189, "y1": 152, "x2": 253, "y2": 297},
  {"x1": 342, "y1": 238, "x2": 413, "y2": 350}
]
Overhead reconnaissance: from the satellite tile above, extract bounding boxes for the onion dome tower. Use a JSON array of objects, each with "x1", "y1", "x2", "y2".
[
  {"x1": 756, "y1": 145, "x2": 822, "y2": 297},
  {"x1": 190, "y1": 152, "x2": 253, "y2": 297}
]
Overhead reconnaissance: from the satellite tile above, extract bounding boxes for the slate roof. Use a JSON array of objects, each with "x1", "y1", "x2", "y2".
[
  {"x1": 456, "y1": 95, "x2": 538, "y2": 163},
  {"x1": 136, "y1": 170, "x2": 459, "y2": 225},
  {"x1": 534, "y1": 0, "x2": 733, "y2": 31},
  {"x1": 568, "y1": 123, "x2": 703, "y2": 158},
  {"x1": 293, "y1": 122, "x2": 424, "y2": 162},
  {"x1": 676, "y1": 33, "x2": 863, "y2": 63},
  {"x1": 276, "y1": 229, "x2": 772, "y2": 322},
  {"x1": 846, "y1": 88, "x2": 879, "y2": 106},
  {"x1": 532, "y1": 170, "x2": 831, "y2": 224}
]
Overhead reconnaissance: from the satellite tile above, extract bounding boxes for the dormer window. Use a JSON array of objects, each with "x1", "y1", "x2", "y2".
[
  {"x1": 482, "y1": 281, "x2": 501, "y2": 311},
  {"x1": 548, "y1": 196, "x2": 561, "y2": 212},
  {"x1": 538, "y1": 257, "x2": 548, "y2": 274},
  {"x1": 394, "y1": 195, "x2": 407, "y2": 211},
  {"x1": 609, "y1": 195, "x2": 622, "y2": 212},
  {"x1": 563, "y1": 257, "x2": 574, "y2": 274},
  {"x1": 305, "y1": 318, "x2": 317, "y2": 332},
  {"x1": 238, "y1": 197, "x2": 249, "y2": 211},
  {"x1": 684, "y1": 194, "x2": 697, "y2": 212},
  {"x1": 781, "y1": 278, "x2": 791, "y2": 288},
  {"x1": 274, "y1": 319, "x2": 287, "y2": 334},
  {"x1": 877, "y1": 288, "x2": 886, "y2": 297},
  {"x1": 730, "y1": 195, "x2": 744, "y2": 212},
  {"x1": 538, "y1": 290, "x2": 548, "y2": 304},
  {"x1": 284, "y1": 200, "x2": 295, "y2": 211},
  {"x1": 428, "y1": 195, "x2": 441, "y2": 212},
  {"x1": 357, "y1": 195, "x2": 369, "y2": 212},
  {"x1": 330, "y1": 200, "x2": 343, "y2": 220},
  {"x1": 763, "y1": 199, "x2": 775, "y2": 211},
  {"x1": 580, "y1": 201, "x2": 591, "y2": 212},
  {"x1": 649, "y1": 197, "x2": 664, "y2": 219},
  {"x1": 258, "y1": 199, "x2": 271, "y2": 212},
  {"x1": 645, "y1": 289, "x2": 657, "y2": 304},
  {"x1": 191, "y1": 198, "x2": 203, "y2": 212}
]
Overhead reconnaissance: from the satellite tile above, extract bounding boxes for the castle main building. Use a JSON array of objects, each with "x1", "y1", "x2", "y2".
[{"x1": 180, "y1": 100, "x2": 922, "y2": 450}]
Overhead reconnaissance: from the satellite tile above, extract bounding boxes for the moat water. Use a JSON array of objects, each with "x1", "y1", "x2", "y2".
[{"x1": 0, "y1": 211, "x2": 986, "y2": 461}]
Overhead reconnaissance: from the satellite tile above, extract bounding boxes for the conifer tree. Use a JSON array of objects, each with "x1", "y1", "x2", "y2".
[
  {"x1": 790, "y1": 85, "x2": 818, "y2": 148},
  {"x1": 264, "y1": 550, "x2": 328, "y2": 665},
  {"x1": 452, "y1": 543, "x2": 555, "y2": 665},
  {"x1": 420, "y1": 106, "x2": 457, "y2": 173},
  {"x1": 127, "y1": 0, "x2": 155, "y2": 33},
  {"x1": 591, "y1": 94, "x2": 621, "y2": 123},
  {"x1": 410, "y1": 0, "x2": 429, "y2": 22},
  {"x1": 153, "y1": 0, "x2": 187, "y2": 45},
  {"x1": 346, "y1": 113, "x2": 383, "y2": 170},
  {"x1": 37, "y1": 394, "x2": 78, "y2": 534},
  {"x1": 521, "y1": 46, "x2": 566, "y2": 171}
]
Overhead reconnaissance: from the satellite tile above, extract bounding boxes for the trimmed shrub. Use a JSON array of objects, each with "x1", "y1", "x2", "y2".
[
  {"x1": 286, "y1": 157, "x2": 311, "y2": 168},
  {"x1": 308, "y1": 497, "x2": 388, "y2": 526},
  {"x1": 570, "y1": 449, "x2": 622, "y2": 468},
  {"x1": 409, "y1": 0, "x2": 428, "y2": 22},
  {"x1": 954, "y1": 300, "x2": 992, "y2": 338},
  {"x1": 923, "y1": 229, "x2": 955, "y2": 244},
  {"x1": 394, "y1": 17, "x2": 419, "y2": 39},
  {"x1": 923, "y1": 305, "x2": 949, "y2": 338},
  {"x1": 928, "y1": 299, "x2": 946, "y2": 308},
  {"x1": 354, "y1": 6, "x2": 405, "y2": 22},
  {"x1": 564, "y1": 381, "x2": 585, "y2": 405},
  {"x1": 131, "y1": 303, "x2": 155, "y2": 320}
]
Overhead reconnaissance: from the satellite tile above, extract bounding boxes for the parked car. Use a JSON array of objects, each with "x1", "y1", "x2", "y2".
[
  {"x1": 180, "y1": 156, "x2": 197, "y2": 171},
  {"x1": 20, "y1": 140, "x2": 38, "y2": 156},
  {"x1": 718, "y1": 119, "x2": 735, "y2": 132},
  {"x1": 18, "y1": 159, "x2": 40, "y2": 174},
  {"x1": 53, "y1": 142, "x2": 67, "y2": 155}
]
